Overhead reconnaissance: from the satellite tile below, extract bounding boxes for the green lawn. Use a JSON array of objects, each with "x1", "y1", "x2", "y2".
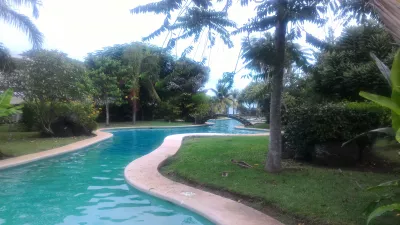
[
  {"x1": 98, "y1": 121, "x2": 192, "y2": 128},
  {"x1": 249, "y1": 123, "x2": 269, "y2": 129},
  {"x1": 161, "y1": 136, "x2": 399, "y2": 225},
  {"x1": 0, "y1": 125, "x2": 87, "y2": 158}
]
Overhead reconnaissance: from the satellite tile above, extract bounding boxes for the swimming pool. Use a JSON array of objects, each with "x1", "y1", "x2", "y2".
[{"x1": 0, "y1": 120, "x2": 262, "y2": 225}]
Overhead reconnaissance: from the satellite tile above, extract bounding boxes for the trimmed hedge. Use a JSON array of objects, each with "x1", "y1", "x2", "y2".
[{"x1": 283, "y1": 102, "x2": 391, "y2": 161}]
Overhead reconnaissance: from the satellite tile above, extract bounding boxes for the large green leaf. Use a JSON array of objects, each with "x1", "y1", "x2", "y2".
[
  {"x1": 0, "y1": 88, "x2": 23, "y2": 118},
  {"x1": 0, "y1": 88, "x2": 13, "y2": 107},
  {"x1": 390, "y1": 50, "x2": 400, "y2": 90},
  {"x1": 342, "y1": 127, "x2": 395, "y2": 147},
  {"x1": 370, "y1": 52, "x2": 391, "y2": 87},
  {"x1": 360, "y1": 91, "x2": 400, "y2": 114},
  {"x1": 367, "y1": 203, "x2": 400, "y2": 224},
  {"x1": 368, "y1": 180, "x2": 400, "y2": 191}
]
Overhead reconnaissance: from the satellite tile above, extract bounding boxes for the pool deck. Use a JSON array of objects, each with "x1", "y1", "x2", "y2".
[{"x1": 124, "y1": 133, "x2": 283, "y2": 225}]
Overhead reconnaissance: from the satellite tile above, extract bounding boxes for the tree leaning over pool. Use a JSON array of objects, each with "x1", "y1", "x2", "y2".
[{"x1": 131, "y1": 0, "x2": 330, "y2": 173}]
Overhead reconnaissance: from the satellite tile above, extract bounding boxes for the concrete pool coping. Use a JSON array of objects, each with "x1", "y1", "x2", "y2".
[
  {"x1": 235, "y1": 125, "x2": 270, "y2": 132},
  {"x1": 124, "y1": 133, "x2": 283, "y2": 225},
  {"x1": 0, "y1": 124, "x2": 211, "y2": 170}
]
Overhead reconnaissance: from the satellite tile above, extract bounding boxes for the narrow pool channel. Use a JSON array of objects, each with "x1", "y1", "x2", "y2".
[{"x1": 0, "y1": 120, "x2": 263, "y2": 225}]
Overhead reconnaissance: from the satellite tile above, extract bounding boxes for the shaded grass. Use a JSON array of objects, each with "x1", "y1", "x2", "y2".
[
  {"x1": 98, "y1": 121, "x2": 192, "y2": 128},
  {"x1": 161, "y1": 136, "x2": 399, "y2": 225},
  {"x1": 0, "y1": 125, "x2": 87, "y2": 158}
]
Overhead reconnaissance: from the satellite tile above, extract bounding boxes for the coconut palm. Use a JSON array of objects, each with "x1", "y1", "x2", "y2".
[
  {"x1": 122, "y1": 43, "x2": 161, "y2": 124},
  {"x1": 229, "y1": 89, "x2": 240, "y2": 114},
  {"x1": 0, "y1": 0, "x2": 43, "y2": 48},
  {"x1": 242, "y1": 32, "x2": 311, "y2": 81},
  {"x1": 209, "y1": 72, "x2": 234, "y2": 114}
]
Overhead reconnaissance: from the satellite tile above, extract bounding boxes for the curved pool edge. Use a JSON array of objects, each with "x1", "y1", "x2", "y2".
[
  {"x1": 0, "y1": 130, "x2": 113, "y2": 171},
  {"x1": 0, "y1": 123, "x2": 212, "y2": 171},
  {"x1": 124, "y1": 133, "x2": 283, "y2": 225}
]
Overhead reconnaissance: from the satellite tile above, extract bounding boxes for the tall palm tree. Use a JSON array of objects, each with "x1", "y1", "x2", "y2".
[
  {"x1": 209, "y1": 72, "x2": 234, "y2": 114},
  {"x1": 123, "y1": 43, "x2": 161, "y2": 124},
  {"x1": 0, "y1": 0, "x2": 43, "y2": 48},
  {"x1": 132, "y1": 0, "x2": 329, "y2": 173},
  {"x1": 229, "y1": 89, "x2": 240, "y2": 114}
]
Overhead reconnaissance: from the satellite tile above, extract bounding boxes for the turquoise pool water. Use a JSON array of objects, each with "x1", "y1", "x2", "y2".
[{"x1": 0, "y1": 120, "x2": 262, "y2": 225}]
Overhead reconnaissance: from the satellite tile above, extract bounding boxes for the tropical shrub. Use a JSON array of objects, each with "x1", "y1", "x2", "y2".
[
  {"x1": 283, "y1": 102, "x2": 390, "y2": 162},
  {"x1": 0, "y1": 89, "x2": 22, "y2": 118},
  {"x1": 155, "y1": 101, "x2": 181, "y2": 122},
  {"x1": 190, "y1": 103, "x2": 211, "y2": 124},
  {"x1": 22, "y1": 101, "x2": 98, "y2": 137}
]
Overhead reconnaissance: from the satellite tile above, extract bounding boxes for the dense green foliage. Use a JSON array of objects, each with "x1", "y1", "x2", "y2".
[
  {"x1": 283, "y1": 102, "x2": 390, "y2": 160},
  {"x1": 312, "y1": 22, "x2": 396, "y2": 101},
  {"x1": 23, "y1": 101, "x2": 98, "y2": 136}
]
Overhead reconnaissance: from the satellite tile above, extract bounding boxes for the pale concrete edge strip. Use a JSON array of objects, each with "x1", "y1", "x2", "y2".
[
  {"x1": 0, "y1": 123, "x2": 212, "y2": 171},
  {"x1": 124, "y1": 133, "x2": 282, "y2": 225},
  {"x1": 235, "y1": 125, "x2": 270, "y2": 132}
]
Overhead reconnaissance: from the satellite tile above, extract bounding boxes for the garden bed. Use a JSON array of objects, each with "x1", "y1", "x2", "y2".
[{"x1": 160, "y1": 136, "x2": 399, "y2": 225}]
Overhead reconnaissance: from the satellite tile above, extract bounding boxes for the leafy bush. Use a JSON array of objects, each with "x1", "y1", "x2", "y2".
[
  {"x1": 190, "y1": 103, "x2": 212, "y2": 124},
  {"x1": 22, "y1": 101, "x2": 99, "y2": 136},
  {"x1": 156, "y1": 101, "x2": 181, "y2": 122},
  {"x1": 283, "y1": 102, "x2": 390, "y2": 161}
]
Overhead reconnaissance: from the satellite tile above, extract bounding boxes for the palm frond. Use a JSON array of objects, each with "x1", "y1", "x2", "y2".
[
  {"x1": 6, "y1": 0, "x2": 41, "y2": 18},
  {"x1": 0, "y1": 2, "x2": 43, "y2": 48},
  {"x1": 131, "y1": 0, "x2": 183, "y2": 14},
  {"x1": 143, "y1": 15, "x2": 171, "y2": 41},
  {"x1": 338, "y1": 0, "x2": 378, "y2": 24},
  {"x1": 305, "y1": 32, "x2": 331, "y2": 50},
  {"x1": 232, "y1": 16, "x2": 276, "y2": 35},
  {"x1": 181, "y1": 46, "x2": 194, "y2": 58}
]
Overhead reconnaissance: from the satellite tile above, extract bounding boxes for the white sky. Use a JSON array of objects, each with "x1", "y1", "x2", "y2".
[{"x1": 0, "y1": 0, "x2": 341, "y2": 91}]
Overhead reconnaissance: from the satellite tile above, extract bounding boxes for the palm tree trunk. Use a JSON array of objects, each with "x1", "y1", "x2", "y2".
[
  {"x1": 105, "y1": 98, "x2": 110, "y2": 127},
  {"x1": 265, "y1": 3, "x2": 286, "y2": 173}
]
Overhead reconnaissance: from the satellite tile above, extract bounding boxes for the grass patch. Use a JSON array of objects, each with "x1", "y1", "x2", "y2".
[
  {"x1": 98, "y1": 121, "x2": 192, "y2": 128},
  {"x1": 249, "y1": 123, "x2": 269, "y2": 129},
  {"x1": 0, "y1": 125, "x2": 88, "y2": 158},
  {"x1": 161, "y1": 136, "x2": 399, "y2": 225}
]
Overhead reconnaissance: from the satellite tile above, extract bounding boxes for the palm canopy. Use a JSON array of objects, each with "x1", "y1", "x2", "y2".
[
  {"x1": 241, "y1": 32, "x2": 311, "y2": 80},
  {"x1": 209, "y1": 72, "x2": 234, "y2": 113},
  {"x1": 0, "y1": 0, "x2": 43, "y2": 48},
  {"x1": 132, "y1": 1, "x2": 237, "y2": 50},
  {"x1": 122, "y1": 43, "x2": 162, "y2": 102}
]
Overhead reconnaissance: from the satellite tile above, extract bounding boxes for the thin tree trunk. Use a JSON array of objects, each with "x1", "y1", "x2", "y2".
[
  {"x1": 265, "y1": 3, "x2": 287, "y2": 173},
  {"x1": 132, "y1": 103, "x2": 136, "y2": 125},
  {"x1": 105, "y1": 98, "x2": 110, "y2": 127}
]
